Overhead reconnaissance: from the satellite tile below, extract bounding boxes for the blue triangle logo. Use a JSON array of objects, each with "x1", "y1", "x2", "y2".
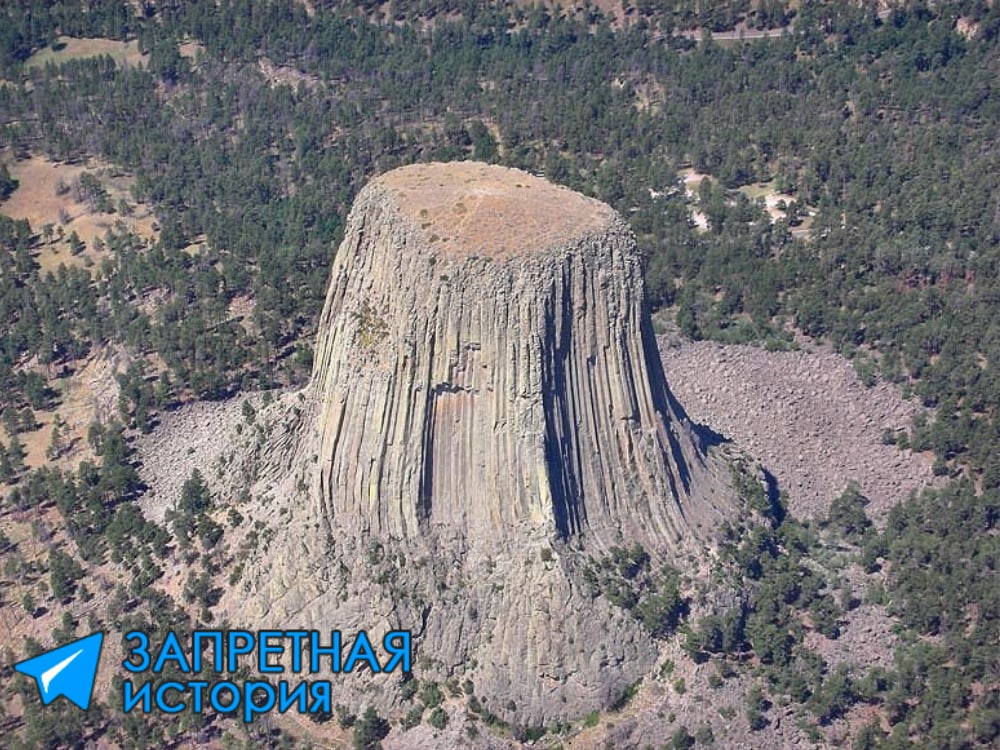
[{"x1": 14, "y1": 632, "x2": 104, "y2": 710}]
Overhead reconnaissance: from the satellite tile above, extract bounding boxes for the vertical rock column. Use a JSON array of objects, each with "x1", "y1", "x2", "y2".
[{"x1": 306, "y1": 162, "x2": 732, "y2": 554}]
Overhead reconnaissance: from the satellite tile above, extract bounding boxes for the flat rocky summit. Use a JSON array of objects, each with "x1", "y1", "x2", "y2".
[{"x1": 377, "y1": 161, "x2": 615, "y2": 258}]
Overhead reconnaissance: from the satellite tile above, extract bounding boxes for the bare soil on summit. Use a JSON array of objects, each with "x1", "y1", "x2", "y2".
[{"x1": 379, "y1": 161, "x2": 614, "y2": 259}]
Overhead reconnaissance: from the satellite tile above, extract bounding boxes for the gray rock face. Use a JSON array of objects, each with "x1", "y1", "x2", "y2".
[
  {"x1": 310, "y1": 162, "x2": 730, "y2": 548},
  {"x1": 227, "y1": 162, "x2": 737, "y2": 724}
]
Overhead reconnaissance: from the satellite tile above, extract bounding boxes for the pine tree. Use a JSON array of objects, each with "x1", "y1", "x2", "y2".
[
  {"x1": 46, "y1": 419, "x2": 64, "y2": 460},
  {"x1": 8, "y1": 435, "x2": 26, "y2": 477},
  {"x1": 0, "y1": 443, "x2": 13, "y2": 484},
  {"x1": 0, "y1": 162, "x2": 17, "y2": 200}
]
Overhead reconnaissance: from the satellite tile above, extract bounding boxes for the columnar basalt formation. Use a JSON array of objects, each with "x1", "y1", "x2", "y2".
[
  {"x1": 310, "y1": 161, "x2": 728, "y2": 547},
  {"x1": 229, "y1": 162, "x2": 738, "y2": 723}
]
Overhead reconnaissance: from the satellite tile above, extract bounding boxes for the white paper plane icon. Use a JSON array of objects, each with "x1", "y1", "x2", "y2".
[
  {"x1": 40, "y1": 648, "x2": 84, "y2": 695},
  {"x1": 14, "y1": 632, "x2": 104, "y2": 710}
]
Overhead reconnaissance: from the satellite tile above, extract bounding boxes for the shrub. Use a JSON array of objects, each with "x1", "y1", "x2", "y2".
[{"x1": 428, "y1": 707, "x2": 448, "y2": 730}]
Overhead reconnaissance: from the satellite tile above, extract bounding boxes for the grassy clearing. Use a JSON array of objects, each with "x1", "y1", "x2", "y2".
[
  {"x1": 0, "y1": 156, "x2": 155, "y2": 472},
  {"x1": 25, "y1": 35, "x2": 201, "y2": 70},
  {"x1": 0, "y1": 152, "x2": 158, "y2": 478},
  {"x1": 676, "y1": 169, "x2": 813, "y2": 233},
  {"x1": 25, "y1": 36, "x2": 144, "y2": 69},
  {"x1": 1, "y1": 417, "x2": 55, "y2": 472},
  {"x1": 0, "y1": 154, "x2": 158, "y2": 273},
  {"x1": 737, "y1": 180, "x2": 777, "y2": 200},
  {"x1": 0, "y1": 350, "x2": 128, "y2": 472}
]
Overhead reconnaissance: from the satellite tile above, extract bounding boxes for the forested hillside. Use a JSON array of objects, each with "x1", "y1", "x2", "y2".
[{"x1": 1, "y1": 1, "x2": 998, "y2": 748}]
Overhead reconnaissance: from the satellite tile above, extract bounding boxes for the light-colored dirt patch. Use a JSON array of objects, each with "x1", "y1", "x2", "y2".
[
  {"x1": 178, "y1": 41, "x2": 205, "y2": 60},
  {"x1": 259, "y1": 57, "x2": 320, "y2": 89},
  {"x1": 677, "y1": 167, "x2": 711, "y2": 232},
  {"x1": 790, "y1": 214, "x2": 814, "y2": 238},
  {"x1": 25, "y1": 37, "x2": 144, "y2": 69},
  {"x1": 738, "y1": 180, "x2": 812, "y2": 225},
  {"x1": 659, "y1": 338, "x2": 940, "y2": 523},
  {"x1": 760, "y1": 192, "x2": 795, "y2": 219},
  {"x1": 228, "y1": 294, "x2": 257, "y2": 334},
  {"x1": 0, "y1": 348, "x2": 130, "y2": 472},
  {"x1": 678, "y1": 167, "x2": 711, "y2": 196},
  {"x1": 181, "y1": 237, "x2": 207, "y2": 256},
  {"x1": 689, "y1": 209, "x2": 709, "y2": 232},
  {"x1": 0, "y1": 155, "x2": 158, "y2": 272},
  {"x1": 955, "y1": 17, "x2": 979, "y2": 40}
]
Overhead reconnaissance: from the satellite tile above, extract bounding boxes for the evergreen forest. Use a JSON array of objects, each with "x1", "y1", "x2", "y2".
[{"x1": 0, "y1": 1, "x2": 998, "y2": 748}]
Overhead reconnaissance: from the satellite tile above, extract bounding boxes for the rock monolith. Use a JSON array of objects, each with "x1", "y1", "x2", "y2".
[{"x1": 226, "y1": 162, "x2": 738, "y2": 724}]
